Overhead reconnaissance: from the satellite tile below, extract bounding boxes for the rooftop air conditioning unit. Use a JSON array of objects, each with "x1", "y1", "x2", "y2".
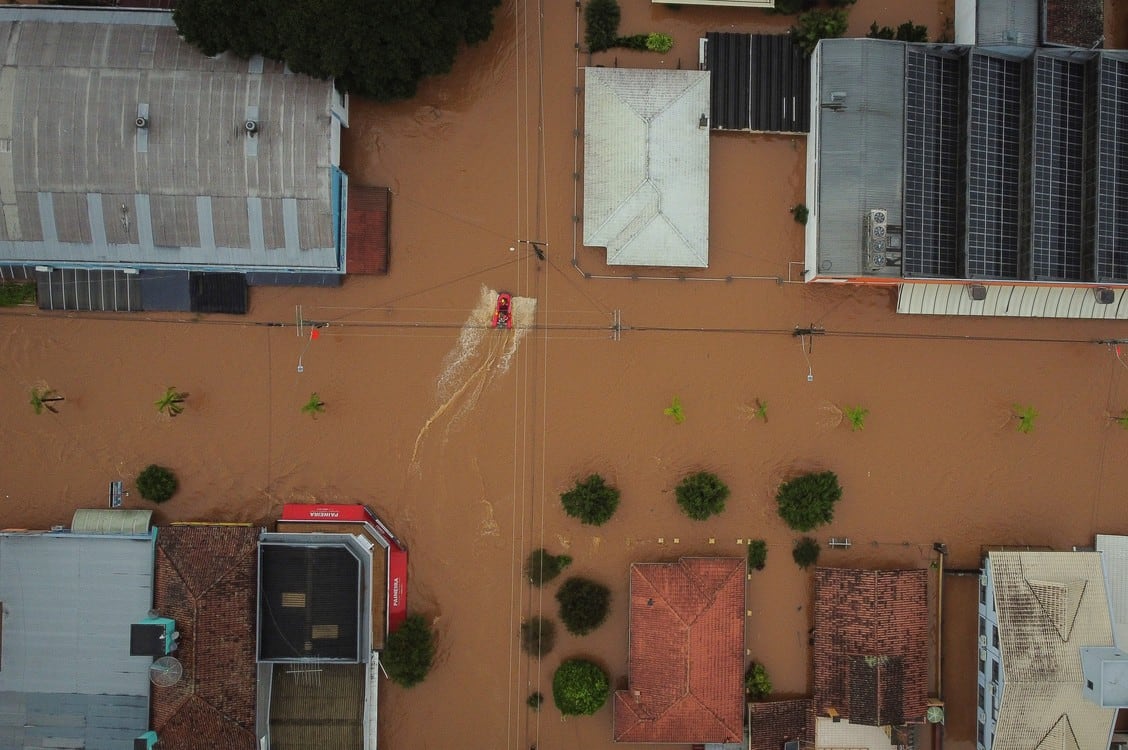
[{"x1": 863, "y1": 209, "x2": 889, "y2": 270}]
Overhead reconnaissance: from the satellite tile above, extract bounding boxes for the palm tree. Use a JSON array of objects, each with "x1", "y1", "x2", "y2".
[
  {"x1": 302, "y1": 392, "x2": 326, "y2": 419},
  {"x1": 155, "y1": 387, "x2": 189, "y2": 417},
  {"x1": 30, "y1": 387, "x2": 64, "y2": 415}
]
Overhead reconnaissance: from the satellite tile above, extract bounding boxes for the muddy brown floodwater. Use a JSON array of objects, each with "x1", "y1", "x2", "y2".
[{"x1": 3, "y1": 1, "x2": 1128, "y2": 749}]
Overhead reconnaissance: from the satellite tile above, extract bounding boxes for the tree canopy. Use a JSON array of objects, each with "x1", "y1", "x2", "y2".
[
  {"x1": 556, "y1": 577, "x2": 611, "y2": 636},
  {"x1": 382, "y1": 614, "x2": 436, "y2": 687},
  {"x1": 553, "y1": 659, "x2": 610, "y2": 715},
  {"x1": 675, "y1": 471, "x2": 730, "y2": 521},
  {"x1": 560, "y1": 474, "x2": 621, "y2": 526},
  {"x1": 173, "y1": 0, "x2": 502, "y2": 101},
  {"x1": 775, "y1": 471, "x2": 842, "y2": 531}
]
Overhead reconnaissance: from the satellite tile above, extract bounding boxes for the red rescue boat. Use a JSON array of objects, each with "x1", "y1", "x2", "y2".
[{"x1": 492, "y1": 292, "x2": 513, "y2": 329}]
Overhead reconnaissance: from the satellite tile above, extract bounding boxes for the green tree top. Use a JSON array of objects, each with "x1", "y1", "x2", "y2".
[
  {"x1": 174, "y1": 0, "x2": 502, "y2": 101},
  {"x1": 776, "y1": 471, "x2": 841, "y2": 532},
  {"x1": 382, "y1": 614, "x2": 436, "y2": 687},
  {"x1": 561, "y1": 474, "x2": 621, "y2": 526},
  {"x1": 553, "y1": 659, "x2": 610, "y2": 715}
]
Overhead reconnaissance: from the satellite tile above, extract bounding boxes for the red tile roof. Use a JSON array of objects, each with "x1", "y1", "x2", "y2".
[
  {"x1": 614, "y1": 557, "x2": 745, "y2": 744},
  {"x1": 748, "y1": 699, "x2": 814, "y2": 750},
  {"x1": 152, "y1": 526, "x2": 260, "y2": 750},
  {"x1": 345, "y1": 185, "x2": 390, "y2": 275},
  {"x1": 812, "y1": 568, "x2": 929, "y2": 727}
]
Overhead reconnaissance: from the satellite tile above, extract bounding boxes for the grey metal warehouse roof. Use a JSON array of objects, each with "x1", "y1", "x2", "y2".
[
  {"x1": 0, "y1": 532, "x2": 155, "y2": 750},
  {"x1": 807, "y1": 38, "x2": 1128, "y2": 288},
  {"x1": 583, "y1": 68, "x2": 711, "y2": 268},
  {"x1": 0, "y1": 8, "x2": 343, "y2": 273}
]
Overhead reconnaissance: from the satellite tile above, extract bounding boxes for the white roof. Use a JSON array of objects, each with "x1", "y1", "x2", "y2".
[
  {"x1": 1096, "y1": 535, "x2": 1128, "y2": 646},
  {"x1": 988, "y1": 551, "x2": 1117, "y2": 750},
  {"x1": 583, "y1": 68, "x2": 710, "y2": 268}
]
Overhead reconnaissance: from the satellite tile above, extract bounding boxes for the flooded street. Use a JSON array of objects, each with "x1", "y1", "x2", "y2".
[{"x1": 3, "y1": 0, "x2": 1128, "y2": 748}]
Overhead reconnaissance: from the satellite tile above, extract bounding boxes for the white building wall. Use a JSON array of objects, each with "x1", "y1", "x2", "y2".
[
  {"x1": 955, "y1": 0, "x2": 977, "y2": 44},
  {"x1": 978, "y1": 561, "x2": 1005, "y2": 750}
]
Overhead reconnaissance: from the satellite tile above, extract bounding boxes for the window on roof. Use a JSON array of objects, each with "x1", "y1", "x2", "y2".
[
  {"x1": 978, "y1": 684, "x2": 984, "y2": 709},
  {"x1": 980, "y1": 580, "x2": 986, "y2": 604},
  {"x1": 979, "y1": 617, "x2": 985, "y2": 637},
  {"x1": 977, "y1": 721, "x2": 985, "y2": 747},
  {"x1": 992, "y1": 625, "x2": 998, "y2": 649},
  {"x1": 992, "y1": 660, "x2": 999, "y2": 683}
]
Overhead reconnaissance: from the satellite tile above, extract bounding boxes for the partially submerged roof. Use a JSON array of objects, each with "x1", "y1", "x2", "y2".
[
  {"x1": 613, "y1": 557, "x2": 744, "y2": 743},
  {"x1": 151, "y1": 526, "x2": 259, "y2": 750},
  {"x1": 0, "y1": 8, "x2": 345, "y2": 273},
  {"x1": 986, "y1": 551, "x2": 1116, "y2": 750},
  {"x1": 0, "y1": 531, "x2": 154, "y2": 749},
  {"x1": 812, "y1": 568, "x2": 928, "y2": 726},
  {"x1": 345, "y1": 186, "x2": 391, "y2": 275},
  {"x1": 583, "y1": 68, "x2": 710, "y2": 268},
  {"x1": 704, "y1": 33, "x2": 809, "y2": 133},
  {"x1": 748, "y1": 699, "x2": 813, "y2": 750},
  {"x1": 268, "y1": 663, "x2": 365, "y2": 750}
]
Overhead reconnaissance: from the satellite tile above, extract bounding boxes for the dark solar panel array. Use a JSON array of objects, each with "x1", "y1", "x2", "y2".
[
  {"x1": 1095, "y1": 57, "x2": 1128, "y2": 282},
  {"x1": 965, "y1": 54, "x2": 1023, "y2": 279},
  {"x1": 904, "y1": 50, "x2": 961, "y2": 278},
  {"x1": 1030, "y1": 56, "x2": 1086, "y2": 280}
]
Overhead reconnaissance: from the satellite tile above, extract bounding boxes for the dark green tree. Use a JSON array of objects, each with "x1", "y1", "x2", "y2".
[
  {"x1": 792, "y1": 9, "x2": 849, "y2": 55},
  {"x1": 173, "y1": 0, "x2": 503, "y2": 102},
  {"x1": 675, "y1": 471, "x2": 730, "y2": 521},
  {"x1": 553, "y1": 659, "x2": 610, "y2": 715},
  {"x1": 793, "y1": 537, "x2": 821, "y2": 569},
  {"x1": 561, "y1": 474, "x2": 621, "y2": 526},
  {"x1": 382, "y1": 614, "x2": 436, "y2": 687},
  {"x1": 527, "y1": 691, "x2": 544, "y2": 710},
  {"x1": 137, "y1": 464, "x2": 178, "y2": 503},
  {"x1": 556, "y1": 577, "x2": 611, "y2": 636},
  {"x1": 584, "y1": 0, "x2": 621, "y2": 52},
  {"x1": 520, "y1": 616, "x2": 556, "y2": 658},
  {"x1": 776, "y1": 471, "x2": 842, "y2": 531},
  {"x1": 745, "y1": 662, "x2": 772, "y2": 700},
  {"x1": 747, "y1": 539, "x2": 768, "y2": 571},
  {"x1": 524, "y1": 548, "x2": 573, "y2": 587}
]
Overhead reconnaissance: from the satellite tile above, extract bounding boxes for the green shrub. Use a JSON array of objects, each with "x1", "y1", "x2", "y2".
[
  {"x1": 646, "y1": 32, "x2": 673, "y2": 53},
  {"x1": 793, "y1": 537, "x2": 821, "y2": 568},
  {"x1": 664, "y1": 395, "x2": 685, "y2": 424},
  {"x1": 0, "y1": 282, "x2": 35, "y2": 307},
  {"x1": 584, "y1": 0, "x2": 621, "y2": 52},
  {"x1": 776, "y1": 471, "x2": 841, "y2": 531},
  {"x1": 382, "y1": 614, "x2": 435, "y2": 687},
  {"x1": 747, "y1": 539, "x2": 768, "y2": 571},
  {"x1": 616, "y1": 33, "x2": 648, "y2": 50},
  {"x1": 894, "y1": 21, "x2": 928, "y2": 41},
  {"x1": 746, "y1": 662, "x2": 772, "y2": 700},
  {"x1": 520, "y1": 616, "x2": 556, "y2": 658},
  {"x1": 675, "y1": 471, "x2": 730, "y2": 520},
  {"x1": 136, "y1": 464, "x2": 178, "y2": 503},
  {"x1": 867, "y1": 21, "x2": 895, "y2": 39},
  {"x1": 561, "y1": 474, "x2": 620, "y2": 526},
  {"x1": 527, "y1": 691, "x2": 544, "y2": 710},
  {"x1": 553, "y1": 659, "x2": 610, "y2": 715},
  {"x1": 556, "y1": 577, "x2": 611, "y2": 635},
  {"x1": 792, "y1": 9, "x2": 849, "y2": 55},
  {"x1": 1013, "y1": 404, "x2": 1038, "y2": 434},
  {"x1": 792, "y1": 204, "x2": 809, "y2": 225},
  {"x1": 769, "y1": 0, "x2": 815, "y2": 14},
  {"x1": 843, "y1": 406, "x2": 868, "y2": 431},
  {"x1": 525, "y1": 548, "x2": 573, "y2": 586}
]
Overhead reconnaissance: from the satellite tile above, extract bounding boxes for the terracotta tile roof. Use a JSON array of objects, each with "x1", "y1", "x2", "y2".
[
  {"x1": 345, "y1": 186, "x2": 390, "y2": 275},
  {"x1": 748, "y1": 699, "x2": 814, "y2": 750},
  {"x1": 812, "y1": 568, "x2": 928, "y2": 727},
  {"x1": 152, "y1": 526, "x2": 259, "y2": 750},
  {"x1": 613, "y1": 557, "x2": 745, "y2": 744}
]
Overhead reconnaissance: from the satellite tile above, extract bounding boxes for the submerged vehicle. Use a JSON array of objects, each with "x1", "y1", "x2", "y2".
[{"x1": 492, "y1": 292, "x2": 513, "y2": 329}]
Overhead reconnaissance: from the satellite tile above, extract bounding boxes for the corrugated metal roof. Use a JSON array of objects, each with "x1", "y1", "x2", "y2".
[
  {"x1": 583, "y1": 68, "x2": 710, "y2": 268},
  {"x1": 1096, "y1": 535, "x2": 1128, "y2": 648},
  {"x1": 705, "y1": 33, "x2": 809, "y2": 133},
  {"x1": 976, "y1": 0, "x2": 1039, "y2": 46},
  {"x1": 0, "y1": 533, "x2": 153, "y2": 750},
  {"x1": 0, "y1": 9, "x2": 341, "y2": 273},
  {"x1": 813, "y1": 40, "x2": 905, "y2": 278},
  {"x1": 896, "y1": 282, "x2": 1128, "y2": 317},
  {"x1": 987, "y1": 551, "x2": 1117, "y2": 750},
  {"x1": 71, "y1": 509, "x2": 153, "y2": 535}
]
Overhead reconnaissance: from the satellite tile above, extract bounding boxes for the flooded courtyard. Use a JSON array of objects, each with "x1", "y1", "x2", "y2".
[{"x1": 3, "y1": 1, "x2": 1128, "y2": 749}]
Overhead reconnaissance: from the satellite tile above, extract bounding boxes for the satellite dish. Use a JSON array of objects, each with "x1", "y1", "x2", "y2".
[{"x1": 149, "y1": 656, "x2": 183, "y2": 687}]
